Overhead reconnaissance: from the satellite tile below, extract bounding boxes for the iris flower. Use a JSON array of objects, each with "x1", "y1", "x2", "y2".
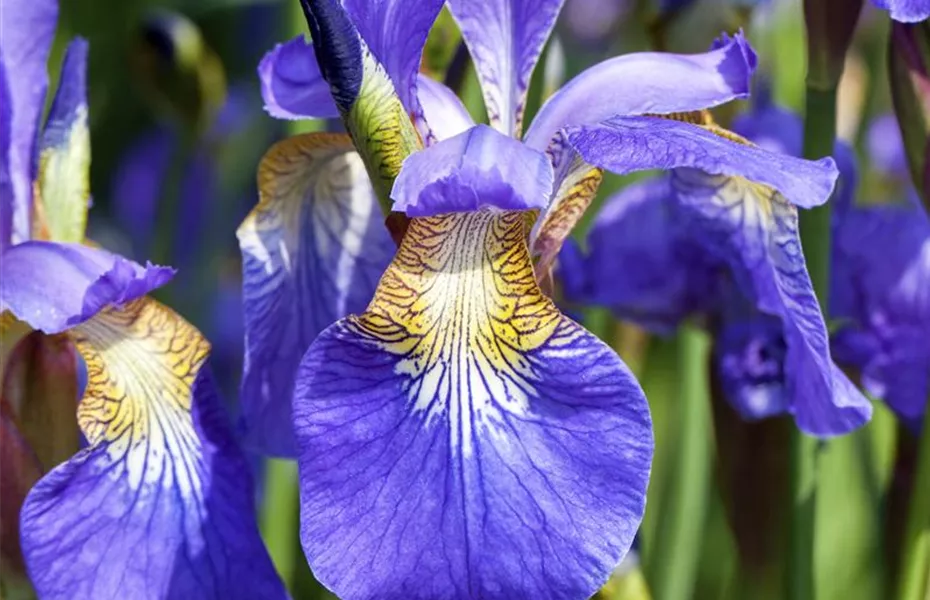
[
  {"x1": 242, "y1": 0, "x2": 848, "y2": 596},
  {"x1": 831, "y1": 114, "x2": 930, "y2": 428},
  {"x1": 561, "y1": 93, "x2": 872, "y2": 435},
  {"x1": 0, "y1": 1, "x2": 285, "y2": 597}
]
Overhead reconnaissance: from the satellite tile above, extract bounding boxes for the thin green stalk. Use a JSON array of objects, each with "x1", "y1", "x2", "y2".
[
  {"x1": 260, "y1": 459, "x2": 301, "y2": 584},
  {"x1": 791, "y1": 84, "x2": 838, "y2": 600},
  {"x1": 650, "y1": 324, "x2": 712, "y2": 600},
  {"x1": 896, "y1": 402, "x2": 930, "y2": 600}
]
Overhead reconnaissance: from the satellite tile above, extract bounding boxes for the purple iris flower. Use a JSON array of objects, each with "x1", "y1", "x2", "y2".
[
  {"x1": 561, "y1": 94, "x2": 872, "y2": 436},
  {"x1": 872, "y1": 0, "x2": 930, "y2": 22},
  {"x1": 831, "y1": 114, "x2": 930, "y2": 428},
  {"x1": 245, "y1": 0, "x2": 847, "y2": 596},
  {"x1": 0, "y1": 2, "x2": 286, "y2": 597}
]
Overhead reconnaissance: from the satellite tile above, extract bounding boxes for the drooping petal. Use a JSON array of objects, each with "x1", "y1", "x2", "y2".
[
  {"x1": 342, "y1": 0, "x2": 446, "y2": 111},
  {"x1": 237, "y1": 132, "x2": 393, "y2": 457},
  {"x1": 872, "y1": 0, "x2": 930, "y2": 22},
  {"x1": 0, "y1": 0, "x2": 57, "y2": 243},
  {"x1": 0, "y1": 241, "x2": 174, "y2": 334},
  {"x1": 391, "y1": 124, "x2": 554, "y2": 216},
  {"x1": 446, "y1": 0, "x2": 566, "y2": 137},
  {"x1": 20, "y1": 299, "x2": 287, "y2": 600},
  {"x1": 416, "y1": 74, "x2": 476, "y2": 144},
  {"x1": 294, "y1": 211, "x2": 652, "y2": 600},
  {"x1": 258, "y1": 36, "x2": 340, "y2": 120},
  {"x1": 523, "y1": 32, "x2": 757, "y2": 152},
  {"x1": 670, "y1": 167, "x2": 872, "y2": 435},
  {"x1": 566, "y1": 116, "x2": 837, "y2": 209},
  {"x1": 831, "y1": 199, "x2": 930, "y2": 423},
  {"x1": 560, "y1": 177, "x2": 720, "y2": 332},
  {"x1": 38, "y1": 38, "x2": 91, "y2": 244}
]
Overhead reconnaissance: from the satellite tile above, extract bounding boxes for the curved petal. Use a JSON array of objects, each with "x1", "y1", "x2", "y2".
[
  {"x1": 566, "y1": 116, "x2": 838, "y2": 209},
  {"x1": 872, "y1": 0, "x2": 930, "y2": 22},
  {"x1": 343, "y1": 0, "x2": 445, "y2": 112},
  {"x1": 831, "y1": 200, "x2": 930, "y2": 422},
  {"x1": 562, "y1": 177, "x2": 719, "y2": 332},
  {"x1": 391, "y1": 124, "x2": 554, "y2": 216},
  {"x1": 524, "y1": 32, "x2": 757, "y2": 152},
  {"x1": 258, "y1": 36, "x2": 339, "y2": 120},
  {"x1": 0, "y1": 241, "x2": 174, "y2": 334},
  {"x1": 20, "y1": 299, "x2": 287, "y2": 600},
  {"x1": 0, "y1": 0, "x2": 57, "y2": 243},
  {"x1": 416, "y1": 75, "x2": 475, "y2": 144},
  {"x1": 446, "y1": 0, "x2": 565, "y2": 137},
  {"x1": 1, "y1": 54, "x2": 12, "y2": 251},
  {"x1": 236, "y1": 133, "x2": 393, "y2": 457},
  {"x1": 670, "y1": 168, "x2": 872, "y2": 435},
  {"x1": 294, "y1": 211, "x2": 652, "y2": 600},
  {"x1": 38, "y1": 38, "x2": 90, "y2": 244},
  {"x1": 865, "y1": 113, "x2": 909, "y2": 179}
]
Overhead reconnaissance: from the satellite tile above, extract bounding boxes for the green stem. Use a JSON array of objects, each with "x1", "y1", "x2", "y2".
[
  {"x1": 897, "y1": 403, "x2": 930, "y2": 600},
  {"x1": 650, "y1": 324, "x2": 712, "y2": 600},
  {"x1": 791, "y1": 84, "x2": 837, "y2": 600},
  {"x1": 260, "y1": 459, "x2": 301, "y2": 587}
]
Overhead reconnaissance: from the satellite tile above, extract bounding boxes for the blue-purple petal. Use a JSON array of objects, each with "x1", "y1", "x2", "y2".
[
  {"x1": 21, "y1": 367, "x2": 287, "y2": 600},
  {"x1": 566, "y1": 116, "x2": 838, "y2": 209},
  {"x1": 0, "y1": 52, "x2": 12, "y2": 251},
  {"x1": 872, "y1": 0, "x2": 930, "y2": 22},
  {"x1": 0, "y1": 0, "x2": 57, "y2": 243},
  {"x1": 416, "y1": 75, "x2": 476, "y2": 144},
  {"x1": 391, "y1": 124, "x2": 554, "y2": 216},
  {"x1": 0, "y1": 241, "x2": 174, "y2": 334},
  {"x1": 258, "y1": 36, "x2": 339, "y2": 120},
  {"x1": 447, "y1": 0, "x2": 565, "y2": 137},
  {"x1": 524, "y1": 32, "x2": 757, "y2": 151},
  {"x1": 866, "y1": 113, "x2": 909, "y2": 179}
]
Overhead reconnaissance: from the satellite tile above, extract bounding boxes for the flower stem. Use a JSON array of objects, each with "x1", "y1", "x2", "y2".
[
  {"x1": 896, "y1": 403, "x2": 930, "y2": 600},
  {"x1": 260, "y1": 459, "x2": 300, "y2": 588},
  {"x1": 650, "y1": 324, "x2": 712, "y2": 600},
  {"x1": 793, "y1": 84, "x2": 837, "y2": 600}
]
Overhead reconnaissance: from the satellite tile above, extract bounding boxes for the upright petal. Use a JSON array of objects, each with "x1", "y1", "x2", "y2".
[
  {"x1": 38, "y1": 38, "x2": 91, "y2": 244},
  {"x1": 872, "y1": 0, "x2": 930, "y2": 22},
  {"x1": 258, "y1": 36, "x2": 339, "y2": 120},
  {"x1": 295, "y1": 211, "x2": 652, "y2": 600},
  {"x1": 237, "y1": 133, "x2": 393, "y2": 457},
  {"x1": 0, "y1": 0, "x2": 57, "y2": 243},
  {"x1": 670, "y1": 167, "x2": 871, "y2": 435},
  {"x1": 416, "y1": 75, "x2": 476, "y2": 144},
  {"x1": 447, "y1": 0, "x2": 566, "y2": 137},
  {"x1": 561, "y1": 177, "x2": 720, "y2": 332},
  {"x1": 523, "y1": 32, "x2": 757, "y2": 152},
  {"x1": 1, "y1": 54, "x2": 12, "y2": 251},
  {"x1": 0, "y1": 241, "x2": 174, "y2": 334},
  {"x1": 342, "y1": 0, "x2": 446, "y2": 111},
  {"x1": 391, "y1": 125, "x2": 554, "y2": 216},
  {"x1": 20, "y1": 299, "x2": 287, "y2": 600}
]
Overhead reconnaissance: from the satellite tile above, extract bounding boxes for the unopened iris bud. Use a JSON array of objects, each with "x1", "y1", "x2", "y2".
[
  {"x1": 132, "y1": 10, "x2": 227, "y2": 132},
  {"x1": 803, "y1": 0, "x2": 864, "y2": 90},
  {"x1": 888, "y1": 20, "x2": 930, "y2": 212}
]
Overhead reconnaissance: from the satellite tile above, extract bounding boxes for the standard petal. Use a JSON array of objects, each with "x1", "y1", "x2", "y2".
[
  {"x1": 258, "y1": 36, "x2": 339, "y2": 120},
  {"x1": 236, "y1": 133, "x2": 393, "y2": 457},
  {"x1": 0, "y1": 241, "x2": 174, "y2": 334},
  {"x1": 562, "y1": 177, "x2": 719, "y2": 332},
  {"x1": 0, "y1": 0, "x2": 57, "y2": 243},
  {"x1": 343, "y1": 0, "x2": 445, "y2": 111},
  {"x1": 1, "y1": 54, "x2": 12, "y2": 251},
  {"x1": 446, "y1": 0, "x2": 565, "y2": 137},
  {"x1": 416, "y1": 75, "x2": 476, "y2": 144},
  {"x1": 38, "y1": 38, "x2": 91, "y2": 244},
  {"x1": 523, "y1": 32, "x2": 757, "y2": 152},
  {"x1": 566, "y1": 116, "x2": 838, "y2": 209},
  {"x1": 20, "y1": 299, "x2": 287, "y2": 600},
  {"x1": 872, "y1": 0, "x2": 930, "y2": 22},
  {"x1": 391, "y1": 124, "x2": 554, "y2": 216},
  {"x1": 294, "y1": 211, "x2": 652, "y2": 600},
  {"x1": 671, "y1": 168, "x2": 872, "y2": 435}
]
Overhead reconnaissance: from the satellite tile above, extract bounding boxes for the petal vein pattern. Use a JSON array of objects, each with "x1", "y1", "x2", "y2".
[
  {"x1": 294, "y1": 211, "x2": 653, "y2": 600},
  {"x1": 20, "y1": 299, "x2": 286, "y2": 599},
  {"x1": 237, "y1": 132, "x2": 393, "y2": 456}
]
